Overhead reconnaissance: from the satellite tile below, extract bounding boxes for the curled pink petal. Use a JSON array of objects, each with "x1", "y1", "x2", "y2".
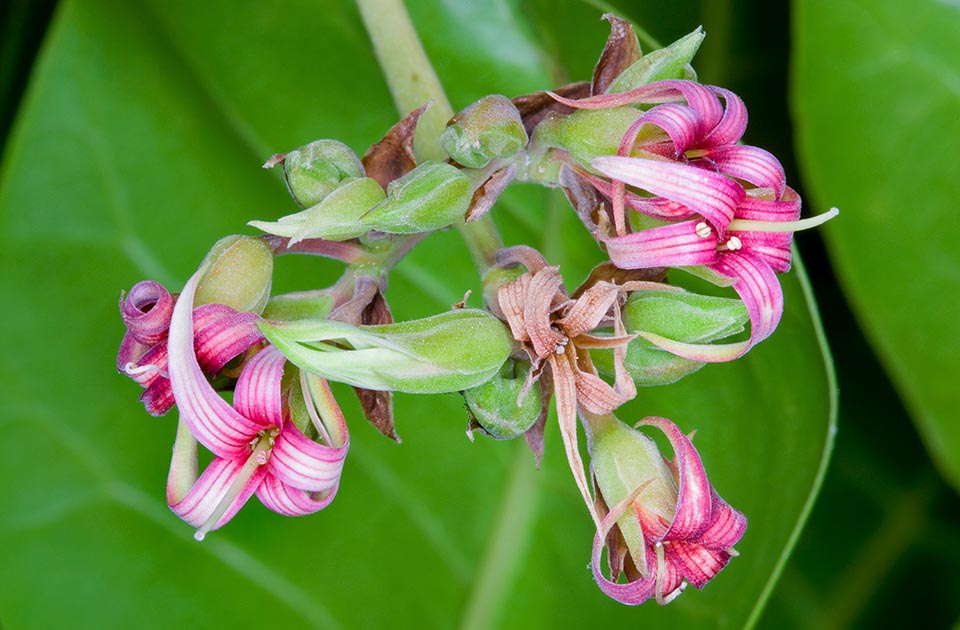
[
  {"x1": 663, "y1": 541, "x2": 732, "y2": 589},
  {"x1": 579, "y1": 171, "x2": 697, "y2": 221},
  {"x1": 623, "y1": 104, "x2": 700, "y2": 156},
  {"x1": 193, "y1": 306, "x2": 264, "y2": 374},
  {"x1": 638, "y1": 417, "x2": 713, "y2": 543},
  {"x1": 120, "y1": 280, "x2": 174, "y2": 346},
  {"x1": 704, "y1": 86, "x2": 747, "y2": 146},
  {"x1": 593, "y1": 156, "x2": 744, "y2": 234},
  {"x1": 269, "y1": 419, "x2": 348, "y2": 492},
  {"x1": 168, "y1": 271, "x2": 269, "y2": 458},
  {"x1": 737, "y1": 187, "x2": 801, "y2": 222},
  {"x1": 256, "y1": 473, "x2": 340, "y2": 517},
  {"x1": 605, "y1": 220, "x2": 718, "y2": 269},
  {"x1": 713, "y1": 251, "x2": 782, "y2": 345},
  {"x1": 694, "y1": 490, "x2": 748, "y2": 550},
  {"x1": 736, "y1": 230, "x2": 793, "y2": 273},
  {"x1": 695, "y1": 145, "x2": 786, "y2": 198},
  {"x1": 169, "y1": 456, "x2": 268, "y2": 531}
]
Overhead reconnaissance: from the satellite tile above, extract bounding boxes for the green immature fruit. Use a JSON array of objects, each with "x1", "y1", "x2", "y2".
[{"x1": 463, "y1": 361, "x2": 541, "y2": 439}]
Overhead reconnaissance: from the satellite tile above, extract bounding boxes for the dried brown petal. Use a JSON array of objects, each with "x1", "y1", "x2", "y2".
[
  {"x1": 558, "y1": 280, "x2": 620, "y2": 338},
  {"x1": 511, "y1": 82, "x2": 590, "y2": 136},
  {"x1": 525, "y1": 268, "x2": 567, "y2": 358},
  {"x1": 572, "y1": 262, "x2": 668, "y2": 299},
  {"x1": 353, "y1": 387, "x2": 400, "y2": 443},
  {"x1": 466, "y1": 163, "x2": 517, "y2": 222}
]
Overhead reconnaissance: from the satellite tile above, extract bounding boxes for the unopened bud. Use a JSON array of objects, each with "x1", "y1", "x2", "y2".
[
  {"x1": 360, "y1": 161, "x2": 473, "y2": 234},
  {"x1": 463, "y1": 360, "x2": 541, "y2": 439},
  {"x1": 259, "y1": 308, "x2": 513, "y2": 394},
  {"x1": 441, "y1": 95, "x2": 528, "y2": 168},
  {"x1": 274, "y1": 139, "x2": 365, "y2": 208},
  {"x1": 606, "y1": 27, "x2": 705, "y2": 94},
  {"x1": 195, "y1": 235, "x2": 273, "y2": 313}
]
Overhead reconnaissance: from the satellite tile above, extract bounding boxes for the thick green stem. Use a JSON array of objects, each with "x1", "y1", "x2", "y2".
[{"x1": 356, "y1": 0, "x2": 505, "y2": 277}]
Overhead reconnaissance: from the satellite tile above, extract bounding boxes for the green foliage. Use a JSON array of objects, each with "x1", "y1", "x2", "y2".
[
  {"x1": 793, "y1": 0, "x2": 960, "y2": 492},
  {"x1": 0, "y1": 1, "x2": 834, "y2": 628}
]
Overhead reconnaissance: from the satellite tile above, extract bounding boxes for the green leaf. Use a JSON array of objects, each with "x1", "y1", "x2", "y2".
[
  {"x1": 0, "y1": 1, "x2": 834, "y2": 627},
  {"x1": 793, "y1": 0, "x2": 960, "y2": 491}
]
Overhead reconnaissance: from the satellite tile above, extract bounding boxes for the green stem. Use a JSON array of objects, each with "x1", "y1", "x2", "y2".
[{"x1": 356, "y1": 0, "x2": 505, "y2": 277}]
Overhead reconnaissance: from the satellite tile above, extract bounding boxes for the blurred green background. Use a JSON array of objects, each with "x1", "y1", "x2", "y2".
[{"x1": 1, "y1": 0, "x2": 957, "y2": 628}]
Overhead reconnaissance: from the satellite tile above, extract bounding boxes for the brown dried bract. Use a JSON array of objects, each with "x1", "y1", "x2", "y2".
[
  {"x1": 362, "y1": 102, "x2": 430, "y2": 190},
  {"x1": 592, "y1": 14, "x2": 643, "y2": 95}
]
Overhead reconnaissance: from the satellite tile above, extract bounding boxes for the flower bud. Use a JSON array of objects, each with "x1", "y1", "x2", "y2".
[
  {"x1": 274, "y1": 139, "x2": 365, "y2": 208},
  {"x1": 441, "y1": 95, "x2": 528, "y2": 168},
  {"x1": 195, "y1": 235, "x2": 273, "y2": 313},
  {"x1": 605, "y1": 27, "x2": 705, "y2": 94},
  {"x1": 593, "y1": 289, "x2": 748, "y2": 385},
  {"x1": 248, "y1": 176, "x2": 386, "y2": 243},
  {"x1": 462, "y1": 360, "x2": 541, "y2": 439},
  {"x1": 360, "y1": 161, "x2": 473, "y2": 234},
  {"x1": 258, "y1": 308, "x2": 513, "y2": 394}
]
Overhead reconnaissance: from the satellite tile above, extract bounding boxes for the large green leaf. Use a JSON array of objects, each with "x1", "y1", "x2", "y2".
[
  {"x1": 792, "y1": 0, "x2": 960, "y2": 491},
  {"x1": 0, "y1": 1, "x2": 834, "y2": 627}
]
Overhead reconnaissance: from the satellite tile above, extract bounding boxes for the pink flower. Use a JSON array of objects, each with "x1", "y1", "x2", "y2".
[
  {"x1": 117, "y1": 280, "x2": 263, "y2": 415},
  {"x1": 587, "y1": 415, "x2": 746, "y2": 605},
  {"x1": 165, "y1": 270, "x2": 349, "y2": 539}
]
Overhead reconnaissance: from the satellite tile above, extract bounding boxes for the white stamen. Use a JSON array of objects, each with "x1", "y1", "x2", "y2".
[
  {"x1": 727, "y1": 206, "x2": 840, "y2": 234},
  {"x1": 194, "y1": 433, "x2": 274, "y2": 542},
  {"x1": 694, "y1": 221, "x2": 712, "y2": 238},
  {"x1": 718, "y1": 236, "x2": 743, "y2": 252},
  {"x1": 124, "y1": 362, "x2": 169, "y2": 379},
  {"x1": 554, "y1": 337, "x2": 569, "y2": 355}
]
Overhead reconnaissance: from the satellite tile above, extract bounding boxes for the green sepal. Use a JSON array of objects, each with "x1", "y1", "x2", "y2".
[
  {"x1": 441, "y1": 95, "x2": 528, "y2": 168},
  {"x1": 249, "y1": 176, "x2": 386, "y2": 242},
  {"x1": 533, "y1": 107, "x2": 641, "y2": 167},
  {"x1": 259, "y1": 308, "x2": 513, "y2": 394},
  {"x1": 195, "y1": 235, "x2": 273, "y2": 312},
  {"x1": 278, "y1": 139, "x2": 365, "y2": 208},
  {"x1": 360, "y1": 161, "x2": 473, "y2": 234},
  {"x1": 261, "y1": 291, "x2": 335, "y2": 321},
  {"x1": 606, "y1": 27, "x2": 705, "y2": 94}
]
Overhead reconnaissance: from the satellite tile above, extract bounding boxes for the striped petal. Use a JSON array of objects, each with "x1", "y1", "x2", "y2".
[
  {"x1": 639, "y1": 417, "x2": 713, "y2": 543},
  {"x1": 193, "y1": 306, "x2": 264, "y2": 374},
  {"x1": 694, "y1": 489, "x2": 748, "y2": 550},
  {"x1": 605, "y1": 220, "x2": 718, "y2": 269},
  {"x1": 593, "y1": 156, "x2": 744, "y2": 234},
  {"x1": 623, "y1": 103, "x2": 701, "y2": 155},
  {"x1": 268, "y1": 417, "x2": 348, "y2": 492},
  {"x1": 168, "y1": 455, "x2": 268, "y2": 531},
  {"x1": 168, "y1": 271, "x2": 268, "y2": 458},
  {"x1": 256, "y1": 472, "x2": 340, "y2": 517},
  {"x1": 233, "y1": 346, "x2": 285, "y2": 430},
  {"x1": 663, "y1": 541, "x2": 732, "y2": 589},
  {"x1": 119, "y1": 280, "x2": 174, "y2": 346},
  {"x1": 703, "y1": 87, "x2": 747, "y2": 146},
  {"x1": 579, "y1": 171, "x2": 696, "y2": 221},
  {"x1": 695, "y1": 145, "x2": 786, "y2": 198}
]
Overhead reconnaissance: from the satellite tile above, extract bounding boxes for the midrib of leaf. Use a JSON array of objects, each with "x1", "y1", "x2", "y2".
[
  {"x1": 744, "y1": 250, "x2": 838, "y2": 629},
  {"x1": 0, "y1": 407, "x2": 342, "y2": 629}
]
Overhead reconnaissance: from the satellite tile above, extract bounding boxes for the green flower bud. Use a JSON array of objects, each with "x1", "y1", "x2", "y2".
[
  {"x1": 277, "y1": 139, "x2": 365, "y2": 208},
  {"x1": 463, "y1": 360, "x2": 541, "y2": 439},
  {"x1": 259, "y1": 308, "x2": 513, "y2": 394},
  {"x1": 360, "y1": 161, "x2": 473, "y2": 234},
  {"x1": 248, "y1": 176, "x2": 386, "y2": 242},
  {"x1": 593, "y1": 289, "x2": 748, "y2": 385},
  {"x1": 606, "y1": 27, "x2": 705, "y2": 94},
  {"x1": 441, "y1": 95, "x2": 528, "y2": 169},
  {"x1": 195, "y1": 235, "x2": 273, "y2": 313}
]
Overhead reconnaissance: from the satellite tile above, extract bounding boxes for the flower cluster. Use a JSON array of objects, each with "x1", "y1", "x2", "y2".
[{"x1": 115, "y1": 13, "x2": 833, "y2": 607}]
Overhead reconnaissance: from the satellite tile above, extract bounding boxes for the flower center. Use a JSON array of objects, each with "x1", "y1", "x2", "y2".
[{"x1": 194, "y1": 428, "x2": 279, "y2": 541}]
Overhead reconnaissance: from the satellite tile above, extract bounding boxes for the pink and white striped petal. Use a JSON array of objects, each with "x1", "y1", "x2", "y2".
[
  {"x1": 233, "y1": 346, "x2": 285, "y2": 430},
  {"x1": 703, "y1": 87, "x2": 748, "y2": 146},
  {"x1": 193, "y1": 306, "x2": 264, "y2": 375},
  {"x1": 256, "y1": 473, "x2": 340, "y2": 517},
  {"x1": 269, "y1": 419, "x2": 348, "y2": 492},
  {"x1": 579, "y1": 171, "x2": 697, "y2": 221},
  {"x1": 694, "y1": 489, "x2": 748, "y2": 550},
  {"x1": 694, "y1": 145, "x2": 786, "y2": 198},
  {"x1": 168, "y1": 271, "x2": 271, "y2": 458},
  {"x1": 662, "y1": 541, "x2": 732, "y2": 589},
  {"x1": 604, "y1": 220, "x2": 718, "y2": 269},
  {"x1": 593, "y1": 156, "x2": 744, "y2": 234},
  {"x1": 119, "y1": 280, "x2": 174, "y2": 346},
  {"x1": 592, "y1": 484, "x2": 658, "y2": 604},
  {"x1": 638, "y1": 417, "x2": 713, "y2": 543},
  {"x1": 168, "y1": 456, "x2": 268, "y2": 531},
  {"x1": 623, "y1": 103, "x2": 701, "y2": 155}
]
